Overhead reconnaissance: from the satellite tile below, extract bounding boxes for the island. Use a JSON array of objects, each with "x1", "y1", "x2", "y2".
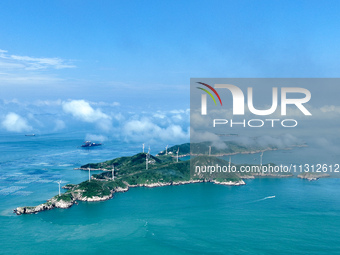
[
  {"x1": 14, "y1": 142, "x2": 293, "y2": 215},
  {"x1": 297, "y1": 172, "x2": 330, "y2": 181}
]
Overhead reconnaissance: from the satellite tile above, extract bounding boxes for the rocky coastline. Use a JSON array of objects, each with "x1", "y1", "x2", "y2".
[
  {"x1": 14, "y1": 143, "x2": 305, "y2": 216},
  {"x1": 297, "y1": 172, "x2": 330, "y2": 181},
  {"x1": 14, "y1": 179, "x2": 244, "y2": 215}
]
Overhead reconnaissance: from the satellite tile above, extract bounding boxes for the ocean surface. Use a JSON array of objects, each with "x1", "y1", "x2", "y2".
[{"x1": 1, "y1": 132, "x2": 340, "y2": 254}]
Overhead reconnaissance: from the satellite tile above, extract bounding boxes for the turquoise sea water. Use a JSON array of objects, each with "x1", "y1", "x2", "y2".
[{"x1": 1, "y1": 133, "x2": 340, "y2": 254}]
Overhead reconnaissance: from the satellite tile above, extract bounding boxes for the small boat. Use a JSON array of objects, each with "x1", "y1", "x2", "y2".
[
  {"x1": 25, "y1": 134, "x2": 35, "y2": 136},
  {"x1": 81, "y1": 141, "x2": 102, "y2": 147}
]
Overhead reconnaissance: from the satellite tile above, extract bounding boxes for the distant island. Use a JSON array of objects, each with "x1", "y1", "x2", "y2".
[
  {"x1": 14, "y1": 142, "x2": 294, "y2": 215},
  {"x1": 298, "y1": 172, "x2": 330, "y2": 181}
]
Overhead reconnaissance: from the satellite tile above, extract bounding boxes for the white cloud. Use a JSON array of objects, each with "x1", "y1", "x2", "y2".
[
  {"x1": 1, "y1": 112, "x2": 32, "y2": 132},
  {"x1": 190, "y1": 128, "x2": 226, "y2": 149},
  {"x1": 89, "y1": 101, "x2": 120, "y2": 107},
  {"x1": 0, "y1": 49, "x2": 75, "y2": 70},
  {"x1": 172, "y1": 114, "x2": 183, "y2": 121},
  {"x1": 0, "y1": 72, "x2": 63, "y2": 84},
  {"x1": 34, "y1": 99, "x2": 62, "y2": 106},
  {"x1": 0, "y1": 61, "x2": 25, "y2": 69},
  {"x1": 62, "y1": 100, "x2": 113, "y2": 132},
  {"x1": 96, "y1": 119, "x2": 113, "y2": 132},
  {"x1": 0, "y1": 49, "x2": 74, "y2": 85},
  {"x1": 256, "y1": 134, "x2": 302, "y2": 149},
  {"x1": 169, "y1": 109, "x2": 187, "y2": 114},
  {"x1": 113, "y1": 112, "x2": 125, "y2": 122},
  {"x1": 85, "y1": 134, "x2": 107, "y2": 142},
  {"x1": 62, "y1": 100, "x2": 111, "y2": 123},
  {"x1": 320, "y1": 105, "x2": 340, "y2": 114},
  {"x1": 3, "y1": 98, "x2": 21, "y2": 105},
  {"x1": 160, "y1": 125, "x2": 189, "y2": 141},
  {"x1": 54, "y1": 119, "x2": 66, "y2": 131},
  {"x1": 123, "y1": 118, "x2": 189, "y2": 143},
  {"x1": 313, "y1": 137, "x2": 340, "y2": 154},
  {"x1": 153, "y1": 113, "x2": 166, "y2": 119}
]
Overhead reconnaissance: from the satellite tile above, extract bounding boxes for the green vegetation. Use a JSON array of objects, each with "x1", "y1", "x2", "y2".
[
  {"x1": 56, "y1": 192, "x2": 73, "y2": 202},
  {"x1": 71, "y1": 142, "x2": 292, "y2": 200},
  {"x1": 63, "y1": 184, "x2": 76, "y2": 190},
  {"x1": 55, "y1": 152, "x2": 291, "y2": 203},
  {"x1": 17, "y1": 141, "x2": 296, "y2": 215},
  {"x1": 78, "y1": 180, "x2": 112, "y2": 197},
  {"x1": 157, "y1": 141, "x2": 278, "y2": 156}
]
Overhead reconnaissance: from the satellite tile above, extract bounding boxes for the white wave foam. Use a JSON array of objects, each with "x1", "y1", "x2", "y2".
[
  {"x1": 254, "y1": 195, "x2": 276, "y2": 202},
  {"x1": 0, "y1": 186, "x2": 26, "y2": 195},
  {"x1": 58, "y1": 164, "x2": 73, "y2": 167},
  {"x1": 13, "y1": 191, "x2": 33, "y2": 196}
]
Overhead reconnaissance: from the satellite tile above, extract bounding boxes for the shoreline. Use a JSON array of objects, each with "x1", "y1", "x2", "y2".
[
  {"x1": 14, "y1": 179, "x2": 245, "y2": 215},
  {"x1": 13, "y1": 144, "x2": 305, "y2": 216},
  {"x1": 177, "y1": 144, "x2": 306, "y2": 158},
  {"x1": 297, "y1": 173, "x2": 330, "y2": 181},
  {"x1": 14, "y1": 172, "x2": 323, "y2": 216}
]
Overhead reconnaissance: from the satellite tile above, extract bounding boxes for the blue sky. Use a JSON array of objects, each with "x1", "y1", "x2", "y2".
[{"x1": 1, "y1": 0, "x2": 340, "y2": 143}]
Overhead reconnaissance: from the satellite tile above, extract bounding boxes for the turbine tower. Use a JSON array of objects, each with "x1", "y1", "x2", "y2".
[
  {"x1": 146, "y1": 151, "x2": 149, "y2": 170},
  {"x1": 209, "y1": 146, "x2": 211, "y2": 156},
  {"x1": 176, "y1": 147, "x2": 179, "y2": 162},
  {"x1": 166, "y1": 145, "x2": 168, "y2": 155},
  {"x1": 146, "y1": 154, "x2": 148, "y2": 170},
  {"x1": 88, "y1": 167, "x2": 91, "y2": 182},
  {"x1": 260, "y1": 152, "x2": 264, "y2": 175},
  {"x1": 57, "y1": 180, "x2": 62, "y2": 196},
  {"x1": 112, "y1": 165, "x2": 115, "y2": 181}
]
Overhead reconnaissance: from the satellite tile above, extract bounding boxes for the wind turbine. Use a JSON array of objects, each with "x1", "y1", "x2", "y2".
[
  {"x1": 143, "y1": 144, "x2": 145, "y2": 153},
  {"x1": 165, "y1": 145, "x2": 168, "y2": 155},
  {"x1": 112, "y1": 165, "x2": 115, "y2": 181},
  {"x1": 176, "y1": 147, "x2": 179, "y2": 162},
  {"x1": 209, "y1": 146, "x2": 211, "y2": 156},
  {"x1": 88, "y1": 167, "x2": 91, "y2": 182},
  {"x1": 57, "y1": 180, "x2": 62, "y2": 196}
]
